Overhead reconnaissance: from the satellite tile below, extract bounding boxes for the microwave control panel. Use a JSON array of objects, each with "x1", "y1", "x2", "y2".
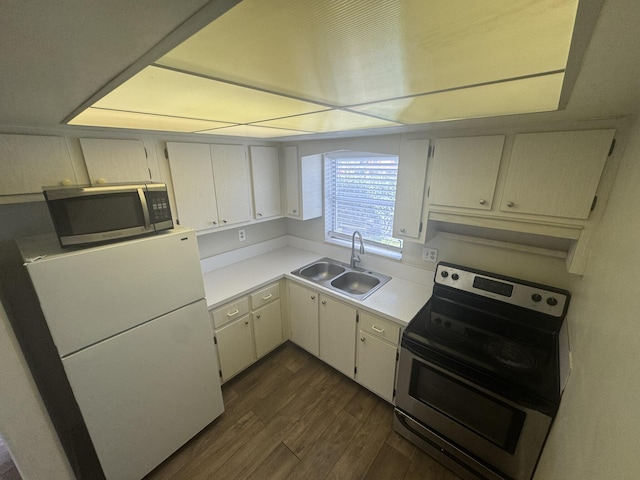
[{"x1": 147, "y1": 191, "x2": 172, "y2": 223}]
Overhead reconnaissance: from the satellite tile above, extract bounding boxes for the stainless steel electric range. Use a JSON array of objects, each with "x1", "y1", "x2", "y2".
[{"x1": 394, "y1": 262, "x2": 571, "y2": 480}]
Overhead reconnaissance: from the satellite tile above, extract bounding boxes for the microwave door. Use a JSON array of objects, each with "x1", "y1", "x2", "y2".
[{"x1": 46, "y1": 188, "x2": 152, "y2": 246}]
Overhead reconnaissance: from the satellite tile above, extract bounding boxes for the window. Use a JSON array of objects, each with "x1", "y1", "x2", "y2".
[{"x1": 324, "y1": 151, "x2": 402, "y2": 256}]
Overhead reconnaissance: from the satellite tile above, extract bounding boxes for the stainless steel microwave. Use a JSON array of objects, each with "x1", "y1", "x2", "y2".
[{"x1": 44, "y1": 183, "x2": 173, "y2": 247}]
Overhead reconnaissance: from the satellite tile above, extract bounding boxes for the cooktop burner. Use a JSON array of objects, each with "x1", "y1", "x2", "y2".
[{"x1": 484, "y1": 339, "x2": 537, "y2": 371}]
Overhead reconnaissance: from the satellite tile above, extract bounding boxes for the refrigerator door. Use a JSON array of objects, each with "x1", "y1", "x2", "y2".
[
  {"x1": 24, "y1": 228, "x2": 204, "y2": 356},
  {"x1": 61, "y1": 298, "x2": 223, "y2": 480}
]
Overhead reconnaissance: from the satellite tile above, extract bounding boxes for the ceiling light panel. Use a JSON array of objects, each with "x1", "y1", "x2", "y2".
[
  {"x1": 349, "y1": 73, "x2": 565, "y2": 124},
  {"x1": 90, "y1": 66, "x2": 328, "y2": 124},
  {"x1": 197, "y1": 124, "x2": 312, "y2": 138},
  {"x1": 68, "y1": 107, "x2": 233, "y2": 132},
  {"x1": 254, "y1": 109, "x2": 399, "y2": 133},
  {"x1": 157, "y1": 0, "x2": 578, "y2": 107}
]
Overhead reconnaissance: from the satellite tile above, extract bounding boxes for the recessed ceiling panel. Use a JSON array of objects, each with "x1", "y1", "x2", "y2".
[
  {"x1": 197, "y1": 125, "x2": 312, "y2": 138},
  {"x1": 253, "y1": 109, "x2": 399, "y2": 133},
  {"x1": 157, "y1": 0, "x2": 578, "y2": 106},
  {"x1": 90, "y1": 66, "x2": 328, "y2": 124},
  {"x1": 68, "y1": 107, "x2": 233, "y2": 132},
  {"x1": 350, "y1": 74, "x2": 565, "y2": 124}
]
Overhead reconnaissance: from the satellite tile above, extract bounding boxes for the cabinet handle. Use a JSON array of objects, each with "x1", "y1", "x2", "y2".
[
  {"x1": 212, "y1": 220, "x2": 218, "y2": 225},
  {"x1": 321, "y1": 300, "x2": 326, "y2": 305},
  {"x1": 223, "y1": 219, "x2": 228, "y2": 223},
  {"x1": 292, "y1": 209, "x2": 298, "y2": 214},
  {"x1": 400, "y1": 228, "x2": 406, "y2": 233},
  {"x1": 310, "y1": 295, "x2": 316, "y2": 300},
  {"x1": 506, "y1": 201, "x2": 515, "y2": 208},
  {"x1": 360, "y1": 337, "x2": 365, "y2": 342},
  {"x1": 256, "y1": 314, "x2": 261, "y2": 319},
  {"x1": 261, "y1": 294, "x2": 273, "y2": 300},
  {"x1": 244, "y1": 320, "x2": 249, "y2": 325},
  {"x1": 372, "y1": 325, "x2": 385, "y2": 333},
  {"x1": 226, "y1": 309, "x2": 239, "y2": 317},
  {"x1": 479, "y1": 199, "x2": 486, "y2": 205},
  {"x1": 258, "y1": 212, "x2": 263, "y2": 217}
]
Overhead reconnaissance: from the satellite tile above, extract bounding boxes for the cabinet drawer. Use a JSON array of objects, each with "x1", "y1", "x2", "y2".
[
  {"x1": 359, "y1": 312, "x2": 400, "y2": 344},
  {"x1": 211, "y1": 297, "x2": 250, "y2": 328},
  {"x1": 250, "y1": 283, "x2": 280, "y2": 310}
]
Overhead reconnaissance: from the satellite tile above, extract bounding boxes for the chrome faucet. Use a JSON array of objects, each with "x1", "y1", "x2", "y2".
[{"x1": 350, "y1": 231, "x2": 365, "y2": 268}]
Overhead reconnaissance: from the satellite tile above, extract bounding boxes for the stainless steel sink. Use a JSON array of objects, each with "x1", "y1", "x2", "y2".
[
  {"x1": 298, "y1": 261, "x2": 345, "y2": 281},
  {"x1": 291, "y1": 257, "x2": 391, "y2": 300},
  {"x1": 331, "y1": 271, "x2": 380, "y2": 295}
]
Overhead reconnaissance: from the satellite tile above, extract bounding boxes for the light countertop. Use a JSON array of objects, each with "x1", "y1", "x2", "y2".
[{"x1": 202, "y1": 246, "x2": 433, "y2": 326}]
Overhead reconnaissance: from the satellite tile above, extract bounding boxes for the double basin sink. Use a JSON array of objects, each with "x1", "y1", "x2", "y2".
[{"x1": 291, "y1": 257, "x2": 391, "y2": 300}]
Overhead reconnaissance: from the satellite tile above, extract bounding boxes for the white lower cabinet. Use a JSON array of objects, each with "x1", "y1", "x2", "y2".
[
  {"x1": 288, "y1": 280, "x2": 400, "y2": 402},
  {"x1": 356, "y1": 313, "x2": 400, "y2": 403},
  {"x1": 211, "y1": 282, "x2": 283, "y2": 382},
  {"x1": 319, "y1": 295, "x2": 357, "y2": 378},
  {"x1": 288, "y1": 282, "x2": 320, "y2": 356}
]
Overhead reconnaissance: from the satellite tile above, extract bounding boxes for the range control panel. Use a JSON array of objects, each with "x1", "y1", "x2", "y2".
[{"x1": 435, "y1": 263, "x2": 569, "y2": 318}]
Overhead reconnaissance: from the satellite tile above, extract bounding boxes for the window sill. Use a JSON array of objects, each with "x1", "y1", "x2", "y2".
[{"x1": 324, "y1": 237, "x2": 402, "y2": 261}]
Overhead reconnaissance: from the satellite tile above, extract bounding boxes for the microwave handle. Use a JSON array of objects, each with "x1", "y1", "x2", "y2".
[{"x1": 138, "y1": 188, "x2": 151, "y2": 230}]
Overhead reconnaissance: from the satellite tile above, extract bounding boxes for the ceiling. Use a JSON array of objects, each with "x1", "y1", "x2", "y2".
[{"x1": 2, "y1": 0, "x2": 640, "y2": 140}]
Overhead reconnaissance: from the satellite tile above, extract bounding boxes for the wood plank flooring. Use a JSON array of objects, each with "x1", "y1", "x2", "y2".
[{"x1": 145, "y1": 342, "x2": 461, "y2": 480}]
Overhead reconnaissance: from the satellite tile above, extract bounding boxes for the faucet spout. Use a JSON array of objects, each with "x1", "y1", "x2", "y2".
[{"x1": 350, "y1": 231, "x2": 365, "y2": 268}]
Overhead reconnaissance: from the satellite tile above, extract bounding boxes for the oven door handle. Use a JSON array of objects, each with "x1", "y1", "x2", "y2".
[{"x1": 138, "y1": 188, "x2": 152, "y2": 231}]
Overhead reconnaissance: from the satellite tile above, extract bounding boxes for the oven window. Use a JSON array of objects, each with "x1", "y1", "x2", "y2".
[{"x1": 410, "y1": 361, "x2": 525, "y2": 454}]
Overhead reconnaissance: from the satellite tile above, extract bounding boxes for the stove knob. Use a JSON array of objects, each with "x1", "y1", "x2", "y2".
[
  {"x1": 440, "y1": 271, "x2": 449, "y2": 278},
  {"x1": 531, "y1": 294, "x2": 542, "y2": 302},
  {"x1": 547, "y1": 297, "x2": 558, "y2": 306},
  {"x1": 451, "y1": 273, "x2": 459, "y2": 281}
]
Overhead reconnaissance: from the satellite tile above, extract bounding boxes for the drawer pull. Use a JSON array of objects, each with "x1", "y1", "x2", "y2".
[
  {"x1": 372, "y1": 325, "x2": 385, "y2": 333},
  {"x1": 261, "y1": 293, "x2": 273, "y2": 300},
  {"x1": 226, "y1": 309, "x2": 240, "y2": 317}
]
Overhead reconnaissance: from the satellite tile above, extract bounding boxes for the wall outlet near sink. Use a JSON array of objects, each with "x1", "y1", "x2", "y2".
[
  {"x1": 423, "y1": 247, "x2": 438, "y2": 263},
  {"x1": 238, "y1": 229, "x2": 246, "y2": 242}
]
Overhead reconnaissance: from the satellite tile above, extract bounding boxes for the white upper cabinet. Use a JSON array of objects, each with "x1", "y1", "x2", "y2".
[
  {"x1": 249, "y1": 145, "x2": 282, "y2": 220},
  {"x1": 284, "y1": 146, "x2": 322, "y2": 220},
  {"x1": 0, "y1": 134, "x2": 77, "y2": 196},
  {"x1": 392, "y1": 138, "x2": 430, "y2": 239},
  {"x1": 500, "y1": 130, "x2": 615, "y2": 219},
  {"x1": 80, "y1": 138, "x2": 151, "y2": 185},
  {"x1": 428, "y1": 135, "x2": 505, "y2": 210},
  {"x1": 167, "y1": 142, "x2": 219, "y2": 230},
  {"x1": 167, "y1": 142, "x2": 251, "y2": 231},
  {"x1": 209, "y1": 144, "x2": 252, "y2": 226}
]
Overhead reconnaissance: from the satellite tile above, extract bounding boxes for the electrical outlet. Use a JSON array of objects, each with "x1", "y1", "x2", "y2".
[
  {"x1": 423, "y1": 247, "x2": 438, "y2": 262},
  {"x1": 238, "y1": 229, "x2": 246, "y2": 242}
]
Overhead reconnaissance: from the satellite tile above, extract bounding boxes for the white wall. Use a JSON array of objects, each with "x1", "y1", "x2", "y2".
[
  {"x1": 0, "y1": 301, "x2": 73, "y2": 480},
  {"x1": 535, "y1": 114, "x2": 640, "y2": 479}
]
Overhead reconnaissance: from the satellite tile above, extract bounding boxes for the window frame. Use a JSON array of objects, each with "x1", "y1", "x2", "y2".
[{"x1": 324, "y1": 151, "x2": 403, "y2": 259}]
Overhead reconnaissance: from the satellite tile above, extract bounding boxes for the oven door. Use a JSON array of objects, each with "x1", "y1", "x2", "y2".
[{"x1": 395, "y1": 345, "x2": 552, "y2": 480}]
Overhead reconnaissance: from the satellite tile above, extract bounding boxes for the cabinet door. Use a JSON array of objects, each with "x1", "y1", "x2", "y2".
[
  {"x1": 288, "y1": 282, "x2": 319, "y2": 356},
  {"x1": 215, "y1": 315, "x2": 255, "y2": 381},
  {"x1": 250, "y1": 145, "x2": 282, "y2": 219},
  {"x1": 167, "y1": 142, "x2": 219, "y2": 230},
  {"x1": 253, "y1": 300, "x2": 283, "y2": 359},
  {"x1": 0, "y1": 134, "x2": 76, "y2": 195},
  {"x1": 500, "y1": 130, "x2": 615, "y2": 219},
  {"x1": 284, "y1": 145, "x2": 301, "y2": 217},
  {"x1": 210, "y1": 144, "x2": 252, "y2": 226},
  {"x1": 80, "y1": 138, "x2": 150, "y2": 185},
  {"x1": 319, "y1": 296, "x2": 357, "y2": 378},
  {"x1": 428, "y1": 135, "x2": 505, "y2": 210},
  {"x1": 393, "y1": 138, "x2": 429, "y2": 239},
  {"x1": 356, "y1": 330, "x2": 397, "y2": 403}
]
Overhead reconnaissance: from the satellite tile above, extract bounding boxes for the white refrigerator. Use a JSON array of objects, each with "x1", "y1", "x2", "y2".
[{"x1": 15, "y1": 227, "x2": 224, "y2": 480}]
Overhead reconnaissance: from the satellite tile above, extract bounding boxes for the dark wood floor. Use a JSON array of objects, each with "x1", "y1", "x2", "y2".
[
  {"x1": 0, "y1": 437, "x2": 21, "y2": 480},
  {"x1": 145, "y1": 342, "x2": 461, "y2": 480}
]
